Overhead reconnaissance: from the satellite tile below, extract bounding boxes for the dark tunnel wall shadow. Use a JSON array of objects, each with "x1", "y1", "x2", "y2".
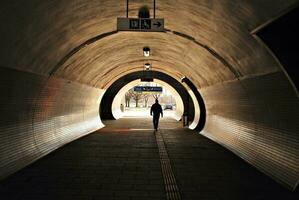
[
  {"x1": 182, "y1": 77, "x2": 206, "y2": 132},
  {"x1": 99, "y1": 71, "x2": 207, "y2": 132},
  {"x1": 100, "y1": 71, "x2": 195, "y2": 122},
  {"x1": 256, "y1": 5, "x2": 299, "y2": 91}
]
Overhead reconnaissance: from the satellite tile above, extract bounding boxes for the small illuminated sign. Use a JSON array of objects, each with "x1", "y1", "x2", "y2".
[
  {"x1": 141, "y1": 19, "x2": 151, "y2": 29},
  {"x1": 117, "y1": 18, "x2": 164, "y2": 32},
  {"x1": 134, "y1": 86, "x2": 162, "y2": 93},
  {"x1": 129, "y1": 19, "x2": 139, "y2": 29}
]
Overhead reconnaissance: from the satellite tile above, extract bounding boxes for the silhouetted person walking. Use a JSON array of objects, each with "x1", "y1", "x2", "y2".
[{"x1": 150, "y1": 99, "x2": 163, "y2": 131}]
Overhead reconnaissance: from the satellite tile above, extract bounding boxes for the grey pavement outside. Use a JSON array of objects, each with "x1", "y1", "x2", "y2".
[{"x1": 0, "y1": 117, "x2": 298, "y2": 200}]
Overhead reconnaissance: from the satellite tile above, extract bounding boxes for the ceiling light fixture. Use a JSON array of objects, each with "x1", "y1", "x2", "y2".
[
  {"x1": 143, "y1": 46, "x2": 150, "y2": 57},
  {"x1": 144, "y1": 63, "x2": 151, "y2": 70}
]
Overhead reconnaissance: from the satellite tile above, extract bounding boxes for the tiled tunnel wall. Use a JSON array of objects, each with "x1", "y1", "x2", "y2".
[
  {"x1": 0, "y1": 67, "x2": 105, "y2": 180},
  {"x1": 201, "y1": 71, "x2": 299, "y2": 190},
  {"x1": 0, "y1": 67, "x2": 298, "y2": 191},
  {"x1": 0, "y1": 0, "x2": 298, "y2": 194}
]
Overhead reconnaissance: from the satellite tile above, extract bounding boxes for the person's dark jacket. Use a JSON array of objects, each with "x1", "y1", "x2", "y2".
[{"x1": 150, "y1": 103, "x2": 163, "y2": 117}]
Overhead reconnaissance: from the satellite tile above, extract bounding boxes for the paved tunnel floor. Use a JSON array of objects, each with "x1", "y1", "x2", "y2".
[{"x1": 0, "y1": 117, "x2": 298, "y2": 200}]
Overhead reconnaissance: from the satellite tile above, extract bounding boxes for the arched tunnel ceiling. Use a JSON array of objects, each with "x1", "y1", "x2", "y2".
[{"x1": 1, "y1": 0, "x2": 298, "y2": 89}]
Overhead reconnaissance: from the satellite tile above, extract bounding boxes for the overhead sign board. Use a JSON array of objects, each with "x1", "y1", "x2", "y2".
[
  {"x1": 134, "y1": 86, "x2": 163, "y2": 93},
  {"x1": 117, "y1": 18, "x2": 164, "y2": 32}
]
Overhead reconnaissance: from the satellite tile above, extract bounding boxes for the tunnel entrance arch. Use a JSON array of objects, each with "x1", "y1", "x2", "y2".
[
  {"x1": 182, "y1": 77, "x2": 206, "y2": 131},
  {"x1": 100, "y1": 71, "x2": 206, "y2": 131},
  {"x1": 111, "y1": 79, "x2": 184, "y2": 120}
]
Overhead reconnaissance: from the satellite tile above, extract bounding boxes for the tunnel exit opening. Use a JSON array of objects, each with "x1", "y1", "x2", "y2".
[
  {"x1": 99, "y1": 71, "x2": 206, "y2": 131},
  {"x1": 112, "y1": 80, "x2": 182, "y2": 120}
]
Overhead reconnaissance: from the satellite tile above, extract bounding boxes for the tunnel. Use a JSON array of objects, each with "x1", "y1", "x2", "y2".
[
  {"x1": 100, "y1": 70, "x2": 196, "y2": 124},
  {"x1": 109, "y1": 78, "x2": 186, "y2": 121},
  {"x1": 0, "y1": 1, "x2": 299, "y2": 199}
]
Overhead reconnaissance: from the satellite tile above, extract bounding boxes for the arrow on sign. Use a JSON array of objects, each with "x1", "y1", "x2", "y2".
[{"x1": 153, "y1": 21, "x2": 162, "y2": 27}]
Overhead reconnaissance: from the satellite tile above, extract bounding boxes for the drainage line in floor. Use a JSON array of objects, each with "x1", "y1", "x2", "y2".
[{"x1": 155, "y1": 130, "x2": 181, "y2": 200}]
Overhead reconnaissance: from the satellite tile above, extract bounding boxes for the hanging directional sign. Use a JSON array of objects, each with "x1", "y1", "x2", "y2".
[
  {"x1": 117, "y1": 18, "x2": 164, "y2": 32},
  {"x1": 134, "y1": 86, "x2": 163, "y2": 93}
]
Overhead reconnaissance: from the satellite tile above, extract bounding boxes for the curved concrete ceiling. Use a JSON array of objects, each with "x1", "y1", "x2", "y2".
[
  {"x1": 1, "y1": 0, "x2": 298, "y2": 89},
  {"x1": 1, "y1": 0, "x2": 299, "y2": 191}
]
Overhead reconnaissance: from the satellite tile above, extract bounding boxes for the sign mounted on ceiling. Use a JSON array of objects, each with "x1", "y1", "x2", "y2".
[
  {"x1": 134, "y1": 86, "x2": 163, "y2": 93},
  {"x1": 117, "y1": 18, "x2": 164, "y2": 32}
]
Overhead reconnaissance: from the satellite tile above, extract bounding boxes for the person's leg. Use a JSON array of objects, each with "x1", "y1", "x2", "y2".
[
  {"x1": 156, "y1": 116, "x2": 160, "y2": 130},
  {"x1": 153, "y1": 117, "x2": 157, "y2": 130},
  {"x1": 154, "y1": 116, "x2": 160, "y2": 130}
]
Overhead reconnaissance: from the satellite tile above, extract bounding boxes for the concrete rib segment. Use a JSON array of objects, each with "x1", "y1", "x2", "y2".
[{"x1": 0, "y1": 117, "x2": 297, "y2": 200}]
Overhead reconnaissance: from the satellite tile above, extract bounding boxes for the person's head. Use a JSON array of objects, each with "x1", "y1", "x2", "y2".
[{"x1": 155, "y1": 99, "x2": 158, "y2": 104}]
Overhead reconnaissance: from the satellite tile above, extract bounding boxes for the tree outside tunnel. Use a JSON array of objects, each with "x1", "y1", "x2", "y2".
[
  {"x1": 124, "y1": 88, "x2": 153, "y2": 108},
  {"x1": 124, "y1": 88, "x2": 155, "y2": 108},
  {"x1": 117, "y1": 81, "x2": 179, "y2": 118},
  {"x1": 124, "y1": 83, "x2": 165, "y2": 108}
]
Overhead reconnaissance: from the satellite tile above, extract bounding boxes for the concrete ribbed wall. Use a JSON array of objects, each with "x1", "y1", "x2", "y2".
[
  {"x1": 201, "y1": 71, "x2": 299, "y2": 190},
  {"x1": 0, "y1": 67, "x2": 105, "y2": 180},
  {"x1": 0, "y1": 0, "x2": 298, "y2": 192}
]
